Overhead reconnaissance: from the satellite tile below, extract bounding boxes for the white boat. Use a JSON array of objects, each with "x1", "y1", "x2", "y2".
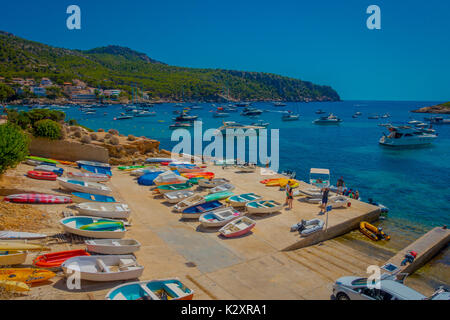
[
  {"x1": 153, "y1": 171, "x2": 188, "y2": 185},
  {"x1": 228, "y1": 193, "x2": 262, "y2": 207},
  {"x1": 57, "y1": 178, "x2": 112, "y2": 196},
  {"x1": 235, "y1": 163, "x2": 257, "y2": 172},
  {"x1": 199, "y1": 207, "x2": 244, "y2": 228},
  {"x1": 197, "y1": 178, "x2": 229, "y2": 188},
  {"x1": 245, "y1": 200, "x2": 283, "y2": 214},
  {"x1": 67, "y1": 171, "x2": 110, "y2": 182},
  {"x1": 75, "y1": 202, "x2": 131, "y2": 219},
  {"x1": 130, "y1": 167, "x2": 165, "y2": 177},
  {"x1": 313, "y1": 113, "x2": 342, "y2": 124},
  {"x1": 328, "y1": 195, "x2": 350, "y2": 208},
  {"x1": 208, "y1": 183, "x2": 235, "y2": 194},
  {"x1": 219, "y1": 216, "x2": 256, "y2": 238},
  {"x1": 76, "y1": 160, "x2": 111, "y2": 168},
  {"x1": 85, "y1": 239, "x2": 141, "y2": 255},
  {"x1": 60, "y1": 216, "x2": 126, "y2": 239},
  {"x1": 173, "y1": 194, "x2": 205, "y2": 212},
  {"x1": 0, "y1": 231, "x2": 47, "y2": 240},
  {"x1": 0, "y1": 250, "x2": 27, "y2": 266},
  {"x1": 379, "y1": 126, "x2": 437, "y2": 147},
  {"x1": 62, "y1": 255, "x2": 144, "y2": 282},
  {"x1": 163, "y1": 190, "x2": 195, "y2": 203}
]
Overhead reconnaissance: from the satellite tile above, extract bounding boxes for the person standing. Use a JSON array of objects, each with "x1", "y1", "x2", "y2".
[
  {"x1": 287, "y1": 184, "x2": 294, "y2": 210},
  {"x1": 319, "y1": 187, "x2": 330, "y2": 215},
  {"x1": 337, "y1": 176, "x2": 345, "y2": 195},
  {"x1": 285, "y1": 183, "x2": 291, "y2": 206}
]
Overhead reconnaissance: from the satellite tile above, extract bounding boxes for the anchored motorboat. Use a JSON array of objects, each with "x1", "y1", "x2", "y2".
[
  {"x1": 313, "y1": 113, "x2": 342, "y2": 125},
  {"x1": 379, "y1": 125, "x2": 437, "y2": 147}
]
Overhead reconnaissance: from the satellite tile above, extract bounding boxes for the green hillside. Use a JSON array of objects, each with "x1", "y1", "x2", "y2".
[{"x1": 0, "y1": 31, "x2": 340, "y2": 102}]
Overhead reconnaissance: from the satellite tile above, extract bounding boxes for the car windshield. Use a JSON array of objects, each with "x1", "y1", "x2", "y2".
[{"x1": 351, "y1": 278, "x2": 368, "y2": 286}]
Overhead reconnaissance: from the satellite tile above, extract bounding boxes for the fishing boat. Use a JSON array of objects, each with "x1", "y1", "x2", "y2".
[
  {"x1": 181, "y1": 200, "x2": 224, "y2": 219},
  {"x1": 199, "y1": 207, "x2": 243, "y2": 228},
  {"x1": 74, "y1": 202, "x2": 131, "y2": 219},
  {"x1": 379, "y1": 125, "x2": 437, "y2": 147},
  {"x1": 245, "y1": 200, "x2": 282, "y2": 214},
  {"x1": 67, "y1": 171, "x2": 110, "y2": 182},
  {"x1": 228, "y1": 193, "x2": 262, "y2": 207},
  {"x1": 27, "y1": 170, "x2": 57, "y2": 181},
  {"x1": 156, "y1": 182, "x2": 193, "y2": 194},
  {"x1": 106, "y1": 278, "x2": 194, "y2": 300},
  {"x1": 76, "y1": 160, "x2": 111, "y2": 168},
  {"x1": 80, "y1": 164, "x2": 112, "y2": 176},
  {"x1": 0, "y1": 231, "x2": 47, "y2": 240},
  {"x1": 197, "y1": 178, "x2": 229, "y2": 188},
  {"x1": 4, "y1": 193, "x2": 72, "y2": 204},
  {"x1": 173, "y1": 194, "x2": 205, "y2": 212},
  {"x1": 313, "y1": 113, "x2": 342, "y2": 125},
  {"x1": 219, "y1": 216, "x2": 256, "y2": 238},
  {"x1": 61, "y1": 255, "x2": 144, "y2": 282},
  {"x1": 60, "y1": 216, "x2": 126, "y2": 238},
  {"x1": 204, "y1": 191, "x2": 234, "y2": 201},
  {"x1": 34, "y1": 165, "x2": 64, "y2": 176},
  {"x1": 71, "y1": 192, "x2": 116, "y2": 203},
  {"x1": 163, "y1": 190, "x2": 195, "y2": 203},
  {"x1": 0, "y1": 251, "x2": 27, "y2": 266},
  {"x1": 359, "y1": 221, "x2": 390, "y2": 241},
  {"x1": 85, "y1": 239, "x2": 141, "y2": 255},
  {"x1": 309, "y1": 168, "x2": 330, "y2": 188},
  {"x1": 57, "y1": 178, "x2": 112, "y2": 196},
  {"x1": 0, "y1": 268, "x2": 55, "y2": 284},
  {"x1": 33, "y1": 250, "x2": 90, "y2": 268}
]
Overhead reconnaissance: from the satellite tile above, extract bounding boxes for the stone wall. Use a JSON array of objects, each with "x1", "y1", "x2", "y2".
[{"x1": 29, "y1": 137, "x2": 109, "y2": 162}]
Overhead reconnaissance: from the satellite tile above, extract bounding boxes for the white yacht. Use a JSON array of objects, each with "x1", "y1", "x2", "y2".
[
  {"x1": 379, "y1": 126, "x2": 437, "y2": 147},
  {"x1": 313, "y1": 113, "x2": 342, "y2": 125}
]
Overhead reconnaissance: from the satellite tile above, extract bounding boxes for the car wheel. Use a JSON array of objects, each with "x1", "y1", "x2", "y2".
[{"x1": 336, "y1": 293, "x2": 350, "y2": 300}]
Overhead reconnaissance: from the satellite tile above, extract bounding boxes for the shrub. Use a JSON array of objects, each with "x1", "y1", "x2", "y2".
[
  {"x1": 90, "y1": 133, "x2": 98, "y2": 141},
  {"x1": 110, "y1": 136, "x2": 120, "y2": 145},
  {"x1": 0, "y1": 123, "x2": 30, "y2": 174},
  {"x1": 108, "y1": 129, "x2": 119, "y2": 135},
  {"x1": 33, "y1": 119, "x2": 62, "y2": 140},
  {"x1": 81, "y1": 135, "x2": 91, "y2": 144},
  {"x1": 127, "y1": 135, "x2": 136, "y2": 141},
  {"x1": 97, "y1": 128, "x2": 104, "y2": 132}
]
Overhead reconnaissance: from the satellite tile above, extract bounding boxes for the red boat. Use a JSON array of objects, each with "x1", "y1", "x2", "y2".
[
  {"x1": 181, "y1": 172, "x2": 215, "y2": 179},
  {"x1": 27, "y1": 170, "x2": 58, "y2": 181},
  {"x1": 33, "y1": 249, "x2": 90, "y2": 268},
  {"x1": 4, "y1": 193, "x2": 72, "y2": 204}
]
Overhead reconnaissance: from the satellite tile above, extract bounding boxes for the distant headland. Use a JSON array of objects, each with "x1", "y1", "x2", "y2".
[{"x1": 411, "y1": 102, "x2": 450, "y2": 114}]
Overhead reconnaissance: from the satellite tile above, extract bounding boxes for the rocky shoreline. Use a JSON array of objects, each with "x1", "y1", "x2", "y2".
[{"x1": 411, "y1": 102, "x2": 450, "y2": 114}]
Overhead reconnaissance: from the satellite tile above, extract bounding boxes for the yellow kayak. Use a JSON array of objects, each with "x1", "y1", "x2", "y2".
[
  {"x1": 279, "y1": 179, "x2": 299, "y2": 188},
  {"x1": 0, "y1": 268, "x2": 56, "y2": 284},
  {"x1": 0, "y1": 251, "x2": 27, "y2": 266},
  {"x1": 0, "y1": 242, "x2": 49, "y2": 252},
  {"x1": 265, "y1": 178, "x2": 288, "y2": 187},
  {"x1": 0, "y1": 280, "x2": 30, "y2": 292}
]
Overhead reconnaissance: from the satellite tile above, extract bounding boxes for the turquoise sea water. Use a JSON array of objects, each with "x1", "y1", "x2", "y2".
[{"x1": 12, "y1": 100, "x2": 450, "y2": 240}]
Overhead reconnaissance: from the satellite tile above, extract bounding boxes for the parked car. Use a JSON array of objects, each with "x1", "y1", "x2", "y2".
[{"x1": 333, "y1": 276, "x2": 449, "y2": 300}]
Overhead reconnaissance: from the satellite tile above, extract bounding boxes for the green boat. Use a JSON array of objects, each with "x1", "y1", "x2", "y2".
[
  {"x1": 27, "y1": 156, "x2": 59, "y2": 164},
  {"x1": 204, "y1": 191, "x2": 234, "y2": 202},
  {"x1": 156, "y1": 182, "x2": 193, "y2": 194},
  {"x1": 187, "y1": 177, "x2": 205, "y2": 185},
  {"x1": 118, "y1": 165, "x2": 149, "y2": 171}
]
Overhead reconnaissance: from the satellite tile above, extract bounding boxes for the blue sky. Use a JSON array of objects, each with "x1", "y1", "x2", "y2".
[{"x1": 1, "y1": 0, "x2": 449, "y2": 101}]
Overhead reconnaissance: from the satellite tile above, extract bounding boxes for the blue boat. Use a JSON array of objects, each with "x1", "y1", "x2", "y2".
[
  {"x1": 71, "y1": 192, "x2": 116, "y2": 203},
  {"x1": 80, "y1": 164, "x2": 112, "y2": 176},
  {"x1": 181, "y1": 200, "x2": 224, "y2": 219},
  {"x1": 106, "y1": 279, "x2": 194, "y2": 300}
]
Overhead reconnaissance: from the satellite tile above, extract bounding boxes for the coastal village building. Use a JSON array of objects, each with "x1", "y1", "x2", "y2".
[
  {"x1": 71, "y1": 94, "x2": 97, "y2": 102},
  {"x1": 31, "y1": 87, "x2": 46, "y2": 97},
  {"x1": 103, "y1": 89, "x2": 121, "y2": 97},
  {"x1": 40, "y1": 78, "x2": 53, "y2": 87}
]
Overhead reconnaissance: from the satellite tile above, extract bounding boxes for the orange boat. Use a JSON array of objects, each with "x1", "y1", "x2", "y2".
[
  {"x1": 33, "y1": 249, "x2": 90, "y2": 268},
  {"x1": 181, "y1": 172, "x2": 214, "y2": 179},
  {"x1": 260, "y1": 178, "x2": 280, "y2": 184}
]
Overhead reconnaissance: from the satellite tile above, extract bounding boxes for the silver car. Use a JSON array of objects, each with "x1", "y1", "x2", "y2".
[{"x1": 333, "y1": 276, "x2": 449, "y2": 300}]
